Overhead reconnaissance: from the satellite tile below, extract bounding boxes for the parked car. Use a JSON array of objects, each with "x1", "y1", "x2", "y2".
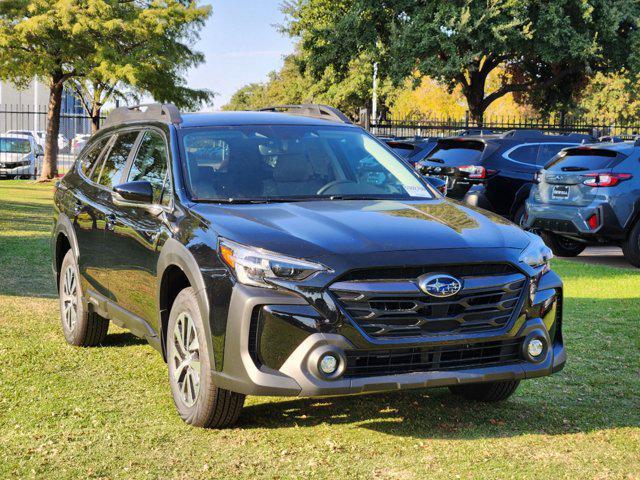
[
  {"x1": 417, "y1": 130, "x2": 594, "y2": 225},
  {"x1": 381, "y1": 138, "x2": 446, "y2": 194},
  {"x1": 71, "y1": 133, "x2": 91, "y2": 155},
  {"x1": 0, "y1": 133, "x2": 42, "y2": 178},
  {"x1": 5, "y1": 129, "x2": 45, "y2": 149},
  {"x1": 526, "y1": 141, "x2": 640, "y2": 266},
  {"x1": 52, "y1": 103, "x2": 565, "y2": 428},
  {"x1": 382, "y1": 137, "x2": 440, "y2": 166}
]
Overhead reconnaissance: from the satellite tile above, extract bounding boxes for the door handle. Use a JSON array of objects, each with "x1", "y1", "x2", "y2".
[{"x1": 106, "y1": 214, "x2": 117, "y2": 231}]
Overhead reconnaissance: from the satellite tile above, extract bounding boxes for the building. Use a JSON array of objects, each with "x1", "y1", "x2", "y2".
[{"x1": 0, "y1": 78, "x2": 91, "y2": 139}]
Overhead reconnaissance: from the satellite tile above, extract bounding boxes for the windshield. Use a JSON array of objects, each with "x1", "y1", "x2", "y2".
[
  {"x1": 0, "y1": 138, "x2": 31, "y2": 154},
  {"x1": 180, "y1": 125, "x2": 433, "y2": 202}
]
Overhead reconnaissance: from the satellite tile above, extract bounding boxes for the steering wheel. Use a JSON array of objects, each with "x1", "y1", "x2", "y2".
[{"x1": 317, "y1": 180, "x2": 356, "y2": 195}]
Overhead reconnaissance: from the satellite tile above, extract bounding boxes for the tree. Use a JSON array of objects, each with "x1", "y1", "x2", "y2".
[
  {"x1": 224, "y1": 50, "x2": 394, "y2": 119},
  {"x1": 283, "y1": 0, "x2": 640, "y2": 124},
  {"x1": 0, "y1": 0, "x2": 212, "y2": 179}
]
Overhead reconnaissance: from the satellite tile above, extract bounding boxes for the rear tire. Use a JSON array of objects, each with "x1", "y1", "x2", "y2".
[
  {"x1": 513, "y1": 204, "x2": 527, "y2": 229},
  {"x1": 622, "y1": 220, "x2": 640, "y2": 268},
  {"x1": 540, "y1": 232, "x2": 586, "y2": 257},
  {"x1": 449, "y1": 380, "x2": 520, "y2": 402},
  {"x1": 167, "y1": 287, "x2": 245, "y2": 428},
  {"x1": 59, "y1": 250, "x2": 109, "y2": 346}
]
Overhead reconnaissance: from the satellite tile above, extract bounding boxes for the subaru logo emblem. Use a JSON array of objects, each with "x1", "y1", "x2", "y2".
[{"x1": 418, "y1": 274, "x2": 463, "y2": 298}]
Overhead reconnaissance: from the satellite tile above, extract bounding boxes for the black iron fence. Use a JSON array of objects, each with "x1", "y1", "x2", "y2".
[
  {"x1": 361, "y1": 110, "x2": 640, "y2": 139},
  {"x1": 0, "y1": 104, "x2": 104, "y2": 176}
]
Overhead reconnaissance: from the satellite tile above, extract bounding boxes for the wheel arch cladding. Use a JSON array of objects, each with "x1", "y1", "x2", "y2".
[
  {"x1": 511, "y1": 182, "x2": 534, "y2": 218},
  {"x1": 53, "y1": 213, "x2": 80, "y2": 286},
  {"x1": 157, "y1": 238, "x2": 214, "y2": 366}
]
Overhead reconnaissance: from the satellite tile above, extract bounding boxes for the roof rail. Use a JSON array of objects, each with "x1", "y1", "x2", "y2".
[
  {"x1": 103, "y1": 103, "x2": 182, "y2": 128},
  {"x1": 501, "y1": 129, "x2": 545, "y2": 138},
  {"x1": 258, "y1": 104, "x2": 352, "y2": 124}
]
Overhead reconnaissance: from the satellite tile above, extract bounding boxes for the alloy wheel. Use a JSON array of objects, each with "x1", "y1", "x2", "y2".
[
  {"x1": 61, "y1": 265, "x2": 78, "y2": 331},
  {"x1": 171, "y1": 312, "x2": 201, "y2": 407}
]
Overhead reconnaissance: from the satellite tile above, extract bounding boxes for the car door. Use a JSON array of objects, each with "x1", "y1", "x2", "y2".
[
  {"x1": 104, "y1": 128, "x2": 173, "y2": 335},
  {"x1": 85, "y1": 130, "x2": 142, "y2": 303},
  {"x1": 70, "y1": 135, "x2": 115, "y2": 300}
]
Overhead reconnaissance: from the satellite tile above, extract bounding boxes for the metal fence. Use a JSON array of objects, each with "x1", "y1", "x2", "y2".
[
  {"x1": 363, "y1": 111, "x2": 640, "y2": 139},
  {"x1": 0, "y1": 104, "x2": 101, "y2": 176}
]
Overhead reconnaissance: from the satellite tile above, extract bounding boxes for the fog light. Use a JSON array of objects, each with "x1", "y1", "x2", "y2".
[
  {"x1": 319, "y1": 354, "x2": 338, "y2": 375},
  {"x1": 527, "y1": 338, "x2": 544, "y2": 358}
]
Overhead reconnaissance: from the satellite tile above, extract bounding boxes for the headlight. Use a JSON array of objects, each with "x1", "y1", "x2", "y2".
[
  {"x1": 219, "y1": 239, "x2": 329, "y2": 288},
  {"x1": 519, "y1": 232, "x2": 553, "y2": 273}
]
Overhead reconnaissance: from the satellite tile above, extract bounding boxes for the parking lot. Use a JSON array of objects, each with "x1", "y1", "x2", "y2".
[{"x1": 1, "y1": 180, "x2": 638, "y2": 479}]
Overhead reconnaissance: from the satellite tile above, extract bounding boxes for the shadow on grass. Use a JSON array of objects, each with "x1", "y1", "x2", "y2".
[
  {"x1": 100, "y1": 332, "x2": 148, "y2": 348},
  {"x1": 239, "y1": 386, "x2": 639, "y2": 439}
]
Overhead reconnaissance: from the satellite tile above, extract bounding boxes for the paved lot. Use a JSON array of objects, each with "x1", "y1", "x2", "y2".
[{"x1": 569, "y1": 246, "x2": 635, "y2": 269}]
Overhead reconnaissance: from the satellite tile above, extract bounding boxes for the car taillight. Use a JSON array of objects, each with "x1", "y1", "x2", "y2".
[
  {"x1": 459, "y1": 165, "x2": 486, "y2": 179},
  {"x1": 587, "y1": 213, "x2": 599, "y2": 230},
  {"x1": 582, "y1": 173, "x2": 632, "y2": 187}
]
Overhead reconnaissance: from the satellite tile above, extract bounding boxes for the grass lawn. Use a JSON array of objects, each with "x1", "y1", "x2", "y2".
[{"x1": 0, "y1": 180, "x2": 638, "y2": 479}]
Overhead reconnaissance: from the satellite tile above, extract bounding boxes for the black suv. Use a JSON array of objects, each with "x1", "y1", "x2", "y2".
[
  {"x1": 418, "y1": 130, "x2": 593, "y2": 225},
  {"x1": 526, "y1": 141, "x2": 640, "y2": 265},
  {"x1": 52, "y1": 104, "x2": 565, "y2": 428}
]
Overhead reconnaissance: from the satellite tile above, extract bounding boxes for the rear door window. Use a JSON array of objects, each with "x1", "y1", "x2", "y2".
[{"x1": 94, "y1": 131, "x2": 140, "y2": 188}]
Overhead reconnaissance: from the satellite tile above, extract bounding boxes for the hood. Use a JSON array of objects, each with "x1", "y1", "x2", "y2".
[{"x1": 192, "y1": 198, "x2": 530, "y2": 260}]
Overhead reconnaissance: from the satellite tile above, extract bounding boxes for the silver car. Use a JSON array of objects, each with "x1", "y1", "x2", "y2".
[{"x1": 0, "y1": 134, "x2": 42, "y2": 178}]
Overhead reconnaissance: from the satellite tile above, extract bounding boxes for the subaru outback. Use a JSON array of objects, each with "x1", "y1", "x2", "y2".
[{"x1": 52, "y1": 104, "x2": 565, "y2": 428}]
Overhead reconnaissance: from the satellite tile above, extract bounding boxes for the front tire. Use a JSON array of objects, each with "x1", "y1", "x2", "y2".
[
  {"x1": 622, "y1": 220, "x2": 640, "y2": 268},
  {"x1": 541, "y1": 232, "x2": 586, "y2": 257},
  {"x1": 167, "y1": 287, "x2": 245, "y2": 428},
  {"x1": 449, "y1": 380, "x2": 520, "y2": 402},
  {"x1": 59, "y1": 250, "x2": 109, "y2": 346}
]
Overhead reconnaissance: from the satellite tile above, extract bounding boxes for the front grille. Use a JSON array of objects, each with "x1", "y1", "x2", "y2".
[
  {"x1": 331, "y1": 265, "x2": 526, "y2": 338},
  {"x1": 344, "y1": 338, "x2": 523, "y2": 377},
  {"x1": 532, "y1": 218, "x2": 577, "y2": 233}
]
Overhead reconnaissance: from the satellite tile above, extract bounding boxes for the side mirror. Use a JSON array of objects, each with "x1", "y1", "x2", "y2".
[{"x1": 113, "y1": 181, "x2": 154, "y2": 204}]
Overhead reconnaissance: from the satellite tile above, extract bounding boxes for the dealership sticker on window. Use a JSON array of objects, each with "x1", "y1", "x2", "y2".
[{"x1": 403, "y1": 184, "x2": 432, "y2": 197}]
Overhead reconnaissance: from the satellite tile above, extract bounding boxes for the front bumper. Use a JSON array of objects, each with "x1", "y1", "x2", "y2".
[
  {"x1": 525, "y1": 198, "x2": 623, "y2": 240},
  {"x1": 212, "y1": 277, "x2": 565, "y2": 397}
]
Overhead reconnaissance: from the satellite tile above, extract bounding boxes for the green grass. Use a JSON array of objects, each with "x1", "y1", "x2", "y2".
[{"x1": 0, "y1": 180, "x2": 638, "y2": 479}]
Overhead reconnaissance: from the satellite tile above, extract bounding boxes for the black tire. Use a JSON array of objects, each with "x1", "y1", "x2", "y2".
[
  {"x1": 449, "y1": 380, "x2": 521, "y2": 402},
  {"x1": 622, "y1": 220, "x2": 640, "y2": 268},
  {"x1": 512, "y1": 204, "x2": 527, "y2": 229},
  {"x1": 59, "y1": 249, "x2": 109, "y2": 346},
  {"x1": 540, "y1": 232, "x2": 586, "y2": 257},
  {"x1": 167, "y1": 287, "x2": 245, "y2": 428}
]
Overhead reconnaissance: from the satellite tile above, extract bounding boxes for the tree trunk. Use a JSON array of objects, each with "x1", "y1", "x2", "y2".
[
  {"x1": 40, "y1": 75, "x2": 64, "y2": 180},
  {"x1": 462, "y1": 72, "x2": 488, "y2": 127},
  {"x1": 90, "y1": 105, "x2": 101, "y2": 133}
]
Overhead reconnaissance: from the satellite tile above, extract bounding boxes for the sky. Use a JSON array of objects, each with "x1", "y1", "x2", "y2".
[{"x1": 186, "y1": 1, "x2": 296, "y2": 110}]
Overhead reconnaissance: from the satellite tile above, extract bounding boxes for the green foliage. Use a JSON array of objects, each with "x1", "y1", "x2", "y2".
[
  {"x1": 282, "y1": 0, "x2": 640, "y2": 122},
  {"x1": 224, "y1": 52, "x2": 393, "y2": 118},
  {"x1": 0, "y1": 0, "x2": 213, "y2": 176}
]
